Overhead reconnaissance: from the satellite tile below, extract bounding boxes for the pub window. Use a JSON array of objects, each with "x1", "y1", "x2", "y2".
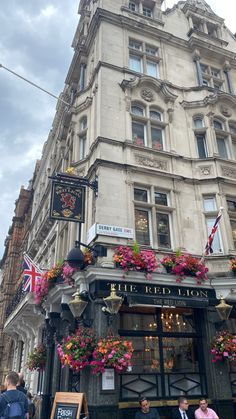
[
  {"x1": 196, "y1": 134, "x2": 208, "y2": 158},
  {"x1": 134, "y1": 187, "x2": 172, "y2": 248},
  {"x1": 213, "y1": 118, "x2": 228, "y2": 159},
  {"x1": 129, "y1": 1, "x2": 138, "y2": 12},
  {"x1": 143, "y1": 6, "x2": 152, "y2": 17},
  {"x1": 198, "y1": 63, "x2": 224, "y2": 90},
  {"x1": 227, "y1": 198, "x2": 236, "y2": 250},
  {"x1": 217, "y1": 137, "x2": 228, "y2": 158},
  {"x1": 206, "y1": 218, "x2": 222, "y2": 253},
  {"x1": 134, "y1": 187, "x2": 148, "y2": 202},
  {"x1": 119, "y1": 307, "x2": 206, "y2": 400},
  {"x1": 193, "y1": 116, "x2": 208, "y2": 159},
  {"x1": 203, "y1": 196, "x2": 216, "y2": 212},
  {"x1": 128, "y1": 38, "x2": 160, "y2": 78},
  {"x1": 229, "y1": 122, "x2": 236, "y2": 160},
  {"x1": 156, "y1": 212, "x2": 171, "y2": 248},
  {"x1": 131, "y1": 103, "x2": 166, "y2": 151}
]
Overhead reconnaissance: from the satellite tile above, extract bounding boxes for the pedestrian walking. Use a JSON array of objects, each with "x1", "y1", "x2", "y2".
[{"x1": 0, "y1": 371, "x2": 29, "y2": 419}]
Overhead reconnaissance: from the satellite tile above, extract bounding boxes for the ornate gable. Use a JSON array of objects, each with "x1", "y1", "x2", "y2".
[{"x1": 120, "y1": 76, "x2": 178, "y2": 104}]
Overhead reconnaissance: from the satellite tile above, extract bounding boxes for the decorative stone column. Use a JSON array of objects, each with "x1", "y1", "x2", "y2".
[
  {"x1": 223, "y1": 61, "x2": 234, "y2": 95},
  {"x1": 40, "y1": 313, "x2": 60, "y2": 419},
  {"x1": 192, "y1": 49, "x2": 203, "y2": 86}
]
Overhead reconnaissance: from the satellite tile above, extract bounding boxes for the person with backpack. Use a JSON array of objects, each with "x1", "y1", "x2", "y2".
[{"x1": 0, "y1": 371, "x2": 29, "y2": 419}]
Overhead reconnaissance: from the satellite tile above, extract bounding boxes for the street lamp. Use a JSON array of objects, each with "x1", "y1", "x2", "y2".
[
  {"x1": 68, "y1": 290, "x2": 88, "y2": 319},
  {"x1": 103, "y1": 284, "x2": 123, "y2": 315},
  {"x1": 215, "y1": 298, "x2": 233, "y2": 321},
  {"x1": 66, "y1": 242, "x2": 86, "y2": 269}
]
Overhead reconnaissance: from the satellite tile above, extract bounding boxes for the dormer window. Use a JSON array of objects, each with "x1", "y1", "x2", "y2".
[
  {"x1": 198, "y1": 63, "x2": 224, "y2": 91},
  {"x1": 127, "y1": 0, "x2": 155, "y2": 19},
  {"x1": 143, "y1": 6, "x2": 152, "y2": 17},
  {"x1": 129, "y1": 1, "x2": 138, "y2": 12},
  {"x1": 207, "y1": 22, "x2": 218, "y2": 37}
]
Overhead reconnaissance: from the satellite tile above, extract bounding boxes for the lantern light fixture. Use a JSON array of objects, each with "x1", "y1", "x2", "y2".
[
  {"x1": 68, "y1": 290, "x2": 88, "y2": 319},
  {"x1": 215, "y1": 297, "x2": 233, "y2": 321},
  {"x1": 103, "y1": 284, "x2": 123, "y2": 315}
]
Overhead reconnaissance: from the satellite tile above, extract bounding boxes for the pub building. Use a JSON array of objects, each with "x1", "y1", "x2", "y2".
[{"x1": 1, "y1": 0, "x2": 236, "y2": 418}]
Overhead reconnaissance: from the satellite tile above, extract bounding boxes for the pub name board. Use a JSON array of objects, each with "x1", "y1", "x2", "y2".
[{"x1": 90, "y1": 280, "x2": 217, "y2": 308}]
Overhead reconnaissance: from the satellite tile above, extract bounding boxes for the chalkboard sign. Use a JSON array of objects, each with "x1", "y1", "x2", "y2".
[
  {"x1": 50, "y1": 393, "x2": 88, "y2": 419},
  {"x1": 54, "y1": 404, "x2": 78, "y2": 419}
]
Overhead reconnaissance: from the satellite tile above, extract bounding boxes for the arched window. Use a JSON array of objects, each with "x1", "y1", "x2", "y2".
[
  {"x1": 131, "y1": 103, "x2": 166, "y2": 150},
  {"x1": 213, "y1": 119, "x2": 224, "y2": 130},
  {"x1": 150, "y1": 110, "x2": 162, "y2": 121},
  {"x1": 193, "y1": 117, "x2": 204, "y2": 129},
  {"x1": 131, "y1": 105, "x2": 145, "y2": 116}
]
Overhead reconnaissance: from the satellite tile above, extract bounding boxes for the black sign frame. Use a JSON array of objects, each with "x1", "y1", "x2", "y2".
[
  {"x1": 90, "y1": 280, "x2": 217, "y2": 308},
  {"x1": 50, "y1": 180, "x2": 86, "y2": 223},
  {"x1": 54, "y1": 403, "x2": 78, "y2": 419}
]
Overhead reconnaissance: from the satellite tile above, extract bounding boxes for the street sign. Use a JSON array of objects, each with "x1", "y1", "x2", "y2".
[{"x1": 50, "y1": 392, "x2": 88, "y2": 419}]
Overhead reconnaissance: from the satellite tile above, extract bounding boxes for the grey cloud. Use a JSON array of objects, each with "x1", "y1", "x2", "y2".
[{"x1": 0, "y1": 0, "x2": 79, "y2": 257}]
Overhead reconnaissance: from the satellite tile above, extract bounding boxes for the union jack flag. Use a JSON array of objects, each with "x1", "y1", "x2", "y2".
[
  {"x1": 204, "y1": 207, "x2": 223, "y2": 256},
  {"x1": 22, "y1": 254, "x2": 42, "y2": 292}
]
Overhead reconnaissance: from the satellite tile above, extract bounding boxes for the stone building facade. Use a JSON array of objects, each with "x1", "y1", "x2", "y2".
[
  {"x1": 1, "y1": 0, "x2": 236, "y2": 418},
  {"x1": 0, "y1": 185, "x2": 33, "y2": 383}
]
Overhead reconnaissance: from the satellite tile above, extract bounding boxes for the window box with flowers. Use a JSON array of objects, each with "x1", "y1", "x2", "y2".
[
  {"x1": 113, "y1": 242, "x2": 158, "y2": 279},
  {"x1": 57, "y1": 327, "x2": 97, "y2": 372},
  {"x1": 211, "y1": 330, "x2": 236, "y2": 363},
  {"x1": 90, "y1": 335, "x2": 134, "y2": 375},
  {"x1": 27, "y1": 345, "x2": 47, "y2": 371},
  {"x1": 161, "y1": 251, "x2": 208, "y2": 284}
]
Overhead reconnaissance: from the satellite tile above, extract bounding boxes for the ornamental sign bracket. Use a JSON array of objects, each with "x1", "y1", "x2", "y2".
[{"x1": 49, "y1": 172, "x2": 98, "y2": 195}]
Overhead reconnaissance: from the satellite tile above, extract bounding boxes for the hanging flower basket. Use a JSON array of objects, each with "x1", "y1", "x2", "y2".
[
  {"x1": 90, "y1": 335, "x2": 134, "y2": 374},
  {"x1": 57, "y1": 327, "x2": 97, "y2": 371},
  {"x1": 34, "y1": 252, "x2": 96, "y2": 305},
  {"x1": 211, "y1": 330, "x2": 236, "y2": 363},
  {"x1": 27, "y1": 345, "x2": 47, "y2": 371},
  {"x1": 113, "y1": 242, "x2": 158, "y2": 279},
  {"x1": 161, "y1": 251, "x2": 208, "y2": 284}
]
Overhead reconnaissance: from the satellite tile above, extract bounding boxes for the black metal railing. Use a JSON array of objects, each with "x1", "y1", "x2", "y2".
[{"x1": 5, "y1": 282, "x2": 27, "y2": 318}]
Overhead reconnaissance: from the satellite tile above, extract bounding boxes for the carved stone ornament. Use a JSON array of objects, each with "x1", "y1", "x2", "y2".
[
  {"x1": 135, "y1": 154, "x2": 168, "y2": 170},
  {"x1": 140, "y1": 88, "x2": 154, "y2": 102},
  {"x1": 221, "y1": 166, "x2": 236, "y2": 179},
  {"x1": 220, "y1": 105, "x2": 232, "y2": 118},
  {"x1": 200, "y1": 166, "x2": 212, "y2": 176}
]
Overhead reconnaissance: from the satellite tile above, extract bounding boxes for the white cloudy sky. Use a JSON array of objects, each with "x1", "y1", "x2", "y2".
[{"x1": 0, "y1": 0, "x2": 236, "y2": 258}]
